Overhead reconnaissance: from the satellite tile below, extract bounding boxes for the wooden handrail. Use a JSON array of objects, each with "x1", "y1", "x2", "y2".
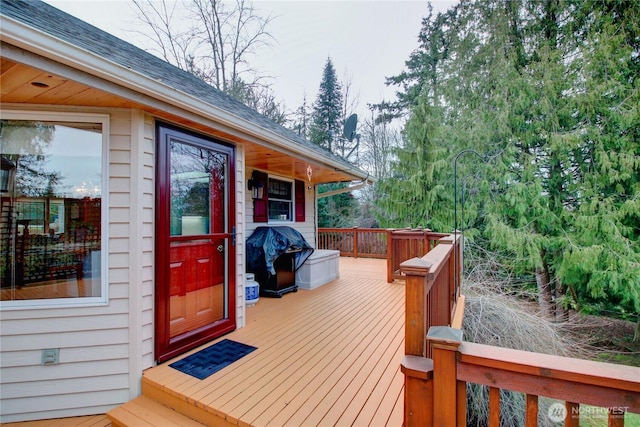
[
  {"x1": 388, "y1": 229, "x2": 446, "y2": 282},
  {"x1": 401, "y1": 233, "x2": 462, "y2": 358},
  {"x1": 400, "y1": 228, "x2": 639, "y2": 427},
  {"x1": 402, "y1": 325, "x2": 640, "y2": 427},
  {"x1": 459, "y1": 342, "x2": 640, "y2": 393},
  {"x1": 457, "y1": 341, "x2": 640, "y2": 412}
]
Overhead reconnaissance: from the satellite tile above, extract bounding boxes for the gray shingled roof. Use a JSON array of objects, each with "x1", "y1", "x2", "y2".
[{"x1": 1, "y1": 0, "x2": 365, "y2": 178}]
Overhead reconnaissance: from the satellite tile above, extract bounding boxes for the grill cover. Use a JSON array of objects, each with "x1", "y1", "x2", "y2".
[{"x1": 246, "y1": 226, "x2": 314, "y2": 275}]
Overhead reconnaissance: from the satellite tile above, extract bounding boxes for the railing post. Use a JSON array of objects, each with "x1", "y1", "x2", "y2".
[
  {"x1": 386, "y1": 229, "x2": 394, "y2": 283},
  {"x1": 401, "y1": 355, "x2": 434, "y2": 427},
  {"x1": 353, "y1": 226, "x2": 358, "y2": 258},
  {"x1": 428, "y1": 326, "x2": 463, "y2": 427},
  {"x1": 423, "y1": 228, "x2": 430, "y2": 254},
  {"x1": 401, "y1": 257, "x2": 432, "y2": 357},
  {"x1": 452, "y1": 231, "x2": 462, "y2": 289},
  {"x1": 565, "y1": 402, "x2": 579, "y2": 427},
  {"x1": 438, "y1": 235, "x2": 457, "y2": 324}
]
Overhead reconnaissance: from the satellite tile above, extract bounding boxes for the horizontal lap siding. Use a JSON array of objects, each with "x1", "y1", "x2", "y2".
[
  {"x1": 236, "y1": 145, "x2": 247, "y2": 328},
  {"x1": 0, "y1": 109, "x2": 136, "y2": 423},
  {"x1": 140, "y1": 114, "x2": 155, "y2": 370},
  {"x1": 296, "y1": 183, "x2": 316, "y2": 245}
]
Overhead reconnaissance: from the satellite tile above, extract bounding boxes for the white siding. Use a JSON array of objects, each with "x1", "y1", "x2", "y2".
[
  {"x1": 235, "y1": 145, "x2": 247, "y2": 328},
  {"x1": 0, "y1": 108, "x2": 152, "y2": 423},
  {"x1": 126, "y1": 111, "x2": 156, "y2": 397}
]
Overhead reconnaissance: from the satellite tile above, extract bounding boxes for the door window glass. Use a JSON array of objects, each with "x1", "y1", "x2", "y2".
[{"x1": 170, "y1": 143, "x2": 227, "y2": 236}]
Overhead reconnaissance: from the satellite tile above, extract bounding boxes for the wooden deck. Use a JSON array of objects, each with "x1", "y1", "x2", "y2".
[{"x1": 142, "y1": 257, "x2": 405, "y2": 427}]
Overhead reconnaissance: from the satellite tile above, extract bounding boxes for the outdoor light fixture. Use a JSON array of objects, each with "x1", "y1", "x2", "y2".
[
  {"x1": 247, "y1": 171, "x2": 264, "y2": 200},
  {"x1": 1, "y1": 156, "x2": 16, "y2": 193}
]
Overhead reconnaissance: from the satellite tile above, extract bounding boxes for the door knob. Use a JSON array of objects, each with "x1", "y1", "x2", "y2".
[{"x1": 217, "y1": 244, "x2": 224, "y2": 252}]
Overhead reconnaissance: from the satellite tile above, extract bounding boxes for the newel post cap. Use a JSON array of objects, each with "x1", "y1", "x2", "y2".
[
  {"x1": 427, "y1": 326, "x2": 463, "y2": 350},
  {"x1": 400, "y1": 257, "x2": 432, "y2": 276},
  {"x1": 439, "y1": 235, "x2": 455, "y2": 245}
]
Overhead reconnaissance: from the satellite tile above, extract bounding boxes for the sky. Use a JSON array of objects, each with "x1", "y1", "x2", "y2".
[{"x1": 45, "y1": 0, "x2": 458, "y2": 123}]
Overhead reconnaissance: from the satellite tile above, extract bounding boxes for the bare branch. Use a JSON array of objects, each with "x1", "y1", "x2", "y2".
[{"x1": 133, "y1": 0, "x2": 275, "y2": 96}]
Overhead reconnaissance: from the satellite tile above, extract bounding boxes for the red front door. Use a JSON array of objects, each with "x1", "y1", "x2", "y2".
[{"x1": 155, "y1": 124, "x2": 236, "y2": 363}]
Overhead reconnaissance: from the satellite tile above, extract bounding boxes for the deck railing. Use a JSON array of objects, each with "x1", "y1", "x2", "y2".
[
  {"x1": 400, "y1": 238, "x2": 640, "y2": 427},
  {"x1": 387, "y1": 229, "x2": 449, "y2": 283},
  {"x1": 402, "y1": 327, "x2": 640, "y2": 427},
  {"x1": 317, "y1": 227, "x2": 388, "y2": 259},
  {"x1": 317, "y1": 227, "x2": 449, "y2": 283},
  {"x1": 399, "y1": 233, "x2": 464, "y2": 359}
]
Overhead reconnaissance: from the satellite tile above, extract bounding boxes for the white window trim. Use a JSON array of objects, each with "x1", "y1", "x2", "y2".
[
  {"x1": 0, "y1": 110, "x2": 110, "y2": 310},
  {"x1": 267, "y1": 174, "x2": 294, "y2": 223}
]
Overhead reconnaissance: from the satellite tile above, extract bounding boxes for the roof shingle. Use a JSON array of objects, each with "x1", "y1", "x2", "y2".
[{"x1": 0, "y1": 0, "x2": 363, "y2": 176}]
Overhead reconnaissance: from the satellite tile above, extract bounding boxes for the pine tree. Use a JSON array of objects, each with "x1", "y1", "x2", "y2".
[
  {"x1": 376, "y1": 100, "x2": 451, "y2": 229},
  {"x1": 378, "y1": 0, "x2": 640, "y2": 331},
  {"x1": 310, "y1": 57, "x2": 343, "y2": 152},
  {"x1": 308, "y1": 57, "x2": 359, "y2": 227},
  {"x1": 555, "y1": 0, "x2": 640, "y2": 324}
]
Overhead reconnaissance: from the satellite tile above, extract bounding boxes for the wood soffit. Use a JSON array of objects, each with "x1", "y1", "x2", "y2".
[{"x1": 0, "y1": 57, "x2": 358, "y2": 184}]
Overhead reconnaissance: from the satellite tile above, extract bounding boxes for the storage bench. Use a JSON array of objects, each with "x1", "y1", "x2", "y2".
[{"x1": 295, "y1": 249, "x2": 340, "y2": 290}]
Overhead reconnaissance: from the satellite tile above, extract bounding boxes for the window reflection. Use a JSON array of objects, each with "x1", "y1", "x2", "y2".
[
  {"x1": 268, "y1": 177, "x2": 293, "y2": 221},
  {"x1": 170, "y1": 141, "x2": 226, "y2": 236},
  {"x1": 0, "y1": 120, "x2": 103, "y2": 301}
]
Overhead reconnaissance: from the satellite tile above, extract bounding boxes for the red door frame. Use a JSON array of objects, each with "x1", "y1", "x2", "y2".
[{"x1": 155, "y1": 123, "x2": 236, "y2": 363}]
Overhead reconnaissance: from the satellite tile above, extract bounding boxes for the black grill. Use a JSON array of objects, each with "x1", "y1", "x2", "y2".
[{"x1": 246, "y1": 226, "x2": 314, "y2": 297}]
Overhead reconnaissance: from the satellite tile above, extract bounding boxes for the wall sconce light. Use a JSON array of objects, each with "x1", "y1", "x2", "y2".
[
  {"x1": 1, "y1": 156, "x2": 16, "y2": 193},
  {"x1": 247, "y1": 171, "x2": 264, "y2": 200}
]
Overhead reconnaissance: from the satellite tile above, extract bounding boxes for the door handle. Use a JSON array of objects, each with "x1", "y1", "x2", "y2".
[{"x1": 217, "y1": 245, "x2": 224, "y2": 253}]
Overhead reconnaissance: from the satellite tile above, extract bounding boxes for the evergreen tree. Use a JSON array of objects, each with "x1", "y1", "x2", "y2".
[
  {"x1": 308, "y1": 57, "x2": 359, "y2": 227},
  {"x1": 310, "y1": 57, "x2": 343, "y2": 152},
  {"x1": 378, "y1": 0, "x2": 640, "y2": 332},
  {"x1": 376, "y1": 100, "x2": 451, "y2": 229},
  {"x1": 317, "y1": 184, "x2": 359, "y2": 228},
  {"x1": 555, "y1": 0, "x2": 640, "y2": 323}
]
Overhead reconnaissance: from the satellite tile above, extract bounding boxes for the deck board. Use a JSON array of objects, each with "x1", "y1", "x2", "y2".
[
  {"x1": 294, "y1": 298, "x2": 404, "y2": 426},
  {"x1": 145, "y1": 257, "x2": 406, "y2": 427},
  {"x1": 251, "y1": 284, "x2": 403, "y2": 426}
]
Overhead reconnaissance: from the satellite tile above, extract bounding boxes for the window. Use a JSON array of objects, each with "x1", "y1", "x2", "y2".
[
  {"x1": 268, "y1": 178, "x2": 293, "y2": 221},
  {"x1": 0, "y1": 112, "x2": 108, "y2": 307},
  {"x1": 252, "y1": 171, "x2": 306, "y2": 223}
]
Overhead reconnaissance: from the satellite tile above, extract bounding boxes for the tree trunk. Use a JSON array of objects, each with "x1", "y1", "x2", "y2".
[
  {"x1": 635, "y1": 316, "x2": 640, "y2": 343},
  {"x1": 554, "y1": 283, "x2": 569, "y2": 322},
  {"x1": 535, "y1": 263, "x2": 554, "y2": 319}
]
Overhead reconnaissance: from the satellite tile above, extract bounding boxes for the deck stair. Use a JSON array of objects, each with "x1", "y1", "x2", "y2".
[{"x1": 106, "y1": 394, "x2": 209, "y2": 427}]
